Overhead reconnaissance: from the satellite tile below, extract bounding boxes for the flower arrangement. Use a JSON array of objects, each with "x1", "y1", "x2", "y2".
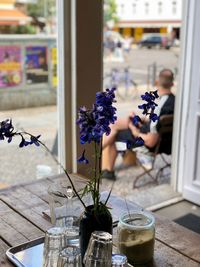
[
  {"x1": 76, "y1": 88, "x2": 117, "y2": 212},
  {"x1": 0, "y1": 88, "x2": 159, "y2": 214},
  {"x1": 0, "y1": 88, "x2": 159, "y2": 259}
]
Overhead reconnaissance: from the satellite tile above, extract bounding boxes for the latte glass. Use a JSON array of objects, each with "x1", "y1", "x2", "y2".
[{"x1": 117, "y1": 211, "x2": 155, "y2": 265}]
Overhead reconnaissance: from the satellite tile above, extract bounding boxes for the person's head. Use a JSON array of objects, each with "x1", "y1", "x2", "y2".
[{"x1": 157, "y1": 69, "x2": 174, "y2": 90}]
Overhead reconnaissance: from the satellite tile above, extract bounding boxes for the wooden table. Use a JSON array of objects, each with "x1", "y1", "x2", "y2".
[{"x1": 0, "y1": 174, "x2": 200, "y2": 267}]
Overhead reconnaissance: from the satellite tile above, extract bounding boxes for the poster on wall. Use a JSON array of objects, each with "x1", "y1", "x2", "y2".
[
  {"x1": 25, "y1": 46, "x2": 48, "y2": 84},
  {"x1": 0, "y1": 46, "x2": 22, "y2": 88},
  {"x1": 51, "y1": 47, "x2": 57, "y2": 87}
]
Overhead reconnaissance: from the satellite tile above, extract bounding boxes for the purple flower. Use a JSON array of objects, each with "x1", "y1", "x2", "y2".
[
  {"x1": 141, "y1": 92, "x2": 156, "y2": 102},
  {"x1": 77, "y1": 88, "x2": 117, "y2": 144},
  {"x1": 149, "y1": 113, "x2": 159, "y2": 122},
  {"x1": 134, "y1": 137, "x2": 145, "y2": 147},
  {"x1": 19, "y1": 137, "x2": 30, "y2": 148},
  {"x1": 138, "y1": 91, "x2": 159, "y2": 122},
  {"x1": 30, "y1": 135, "x2": 41, "y2": 146},
  {"x1": 126, "y1": 140, "x2": 133, "y2": 150},
  {"x1": 132, "y1": 115, "x2": 141, "y2": 127},
  {"x1": 152, "y1": 90, "x2": 159, "y2": 98},
  {"x1": 0, "y1": 119, "x2": 41, "y2": 148},
  {"x1": 138, "y1": 103, "x2": 148, "y2": 115},
  {"x1": 77, "y1": 150, "x2": 89, "y2": 164},
  {"x1": 0, "y1": 119, "x2": 14, "y2": 141},
  {"x1": 126, "y1": 137, "x2": 144, "y2": 150}
]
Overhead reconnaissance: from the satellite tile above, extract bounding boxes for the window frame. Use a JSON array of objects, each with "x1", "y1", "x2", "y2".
[{"x1": 57, "y1": 0, "x2": 103, "y2": 175}]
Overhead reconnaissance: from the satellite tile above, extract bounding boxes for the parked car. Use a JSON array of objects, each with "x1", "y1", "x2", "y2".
[{"x1": 138, "y1": 35, "x2": 171, "y2": 49}]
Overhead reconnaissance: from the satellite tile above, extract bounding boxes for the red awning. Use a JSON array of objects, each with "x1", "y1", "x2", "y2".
[{"x1": 0, "y1": 9, "x2": 31, "y2": 26}]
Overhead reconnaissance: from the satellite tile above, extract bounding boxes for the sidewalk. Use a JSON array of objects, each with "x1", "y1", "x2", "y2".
[
  {"x1": 0, "y1": 99, "x2": 139, "y2": 186},
  {"x1": 0, "y1": 96, "x2": 173, "y2": 207},
  {"x1": 0, "y1": 106, "x2": 58, "y2": 186}
]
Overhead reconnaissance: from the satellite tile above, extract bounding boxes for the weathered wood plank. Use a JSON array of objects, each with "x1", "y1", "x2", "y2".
[
  {"x1": 0, "y1": 200, "x2": 43, "y2": 246},
  {"x1": 0, "y1": 186, "x2": 52, "y2": 232},
  {"x1": 23, "y1": 174, "x2": 87, "y2": 202},
  {"x1": 0, "y1": 239, "x2": 13, "y2": 267},
  {"x1": 48, "y1": 173, "x2": 88, "y2": 191},
  {"x1": 0, "y1": 174, "x2": 87, "y2": 233},
  {"x1": 155, "y1": 214, "x2": 200, "y2": 263},
  {"x1": 22, "y1": 177, "x2": 54, "y2": 202},
  {"x1": 153, "y1": 240, "x2": 200, "y2": 267}
]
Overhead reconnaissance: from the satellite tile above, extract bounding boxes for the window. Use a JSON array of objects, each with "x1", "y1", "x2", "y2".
[
  {"x1": 158, "y1": 1, "x2": 162, "y2": 14},
  {"x1": 0, "y1": 0, "x2": 59, "y2": 185},
  {"x1": 145, "y1": 2, "x2": 149, "y2": 15},
  {"x1": 172, "y1": 1, "x2": 177, "y2": 14},
  {"x1": 133, "y1": 3, "x2": 136, "y2": 14}
]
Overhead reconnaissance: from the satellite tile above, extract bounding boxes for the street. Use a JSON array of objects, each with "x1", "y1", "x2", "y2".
[{"x1": 104, "y1": 46, "x2": 180, "y2": 88}]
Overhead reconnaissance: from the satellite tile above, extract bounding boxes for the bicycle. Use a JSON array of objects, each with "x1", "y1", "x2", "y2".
[{"x1": 103, "y1": 67, "x2": 138, "y2": 101}]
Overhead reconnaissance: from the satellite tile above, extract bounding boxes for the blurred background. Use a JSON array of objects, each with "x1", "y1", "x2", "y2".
[{"x1": 0, "y1": 0, "x2": 181, "y2": 188}]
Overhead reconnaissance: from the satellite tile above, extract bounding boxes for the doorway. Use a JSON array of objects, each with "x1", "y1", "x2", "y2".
[{"x1": 102, "y1": 0, "x2": 181, "y2": 206}]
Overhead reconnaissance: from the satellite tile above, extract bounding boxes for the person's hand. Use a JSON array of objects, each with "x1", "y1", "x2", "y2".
[
  {"x1": 128, "y1": 122, "x2": 140, "y2": 137},
  {"x1": 128, "y1": 111, "x2": 135, "y2": 119}
]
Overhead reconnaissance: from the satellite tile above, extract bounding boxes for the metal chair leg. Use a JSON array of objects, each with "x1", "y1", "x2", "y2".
[
  {"x1": 133, "y1": 154, "x2": 171, "y2": 188},
  {"x1": 155, "y1": 162, "x2": 171, "y2": 183},
  {"x1": 133, "y1": 158, "x2": 157, "y2": 188}
]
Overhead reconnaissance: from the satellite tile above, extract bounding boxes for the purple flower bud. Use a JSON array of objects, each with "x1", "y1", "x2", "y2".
[
  {"x1": 77, "y1": 150, "x2": 89, "y2": 164},
  {"x1": 132, "y1": 115, "x2": 141, "y2": 127}
]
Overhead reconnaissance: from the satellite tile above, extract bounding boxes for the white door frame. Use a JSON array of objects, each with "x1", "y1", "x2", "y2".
[
  {"x1": 171, "y1": 0, "x2": 200, "y2": 201},
  {"x1": 171, "y1": 0, "x2": 190, "y2": 191},
  {"x1": 57, "y1": 0, "x2": 77, "y2": 173}
]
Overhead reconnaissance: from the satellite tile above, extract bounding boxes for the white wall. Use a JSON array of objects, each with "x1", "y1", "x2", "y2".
[{"x1": 116, "y1": 0, "x2": 182, "y2": 22}]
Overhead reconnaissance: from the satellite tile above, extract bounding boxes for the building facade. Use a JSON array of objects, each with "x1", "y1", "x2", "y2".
[{"x1": 114, "y1": 0, "x2": 182, "y2": 41}]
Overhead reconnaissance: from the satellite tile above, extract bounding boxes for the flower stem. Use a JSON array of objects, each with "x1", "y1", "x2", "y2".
[
  {"x1": 97, "y1": 139, "x2": 102, "y2": 194},
  {"x1": 94, "y1": 141, "x2": 98, "y2": 208}
]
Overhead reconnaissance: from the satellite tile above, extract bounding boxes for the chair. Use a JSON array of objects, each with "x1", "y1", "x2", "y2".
[{"x1": 133, "y1": 114, "x2": 174, "y2": 188}]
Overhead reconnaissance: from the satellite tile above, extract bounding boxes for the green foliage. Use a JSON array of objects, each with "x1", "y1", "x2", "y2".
[
  {"x1": 10, "y1": 25, "x2": 36, "y2": 34},
  {"x1": 27, "y1": 0, "x2": 56, "y2": 18},
  {"x1": 104, "y1": 0, "x2": 119, "y2": 25}
]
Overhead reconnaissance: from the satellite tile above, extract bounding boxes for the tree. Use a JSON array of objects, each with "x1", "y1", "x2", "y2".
[
  {"x1": 104, "y1": 0, "x2": 118, "y2": 27},
  {"x1": 26, "y1": 0, "x2": 56, "y2": 33},
  {"x1": 27, "y1": 0, "x2": 56, "y2": 18}
]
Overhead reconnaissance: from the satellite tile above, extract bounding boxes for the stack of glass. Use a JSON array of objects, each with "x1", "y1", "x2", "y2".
[
  {"x1": 42, "y1": 227, "x2": 65, "y2": 267},
  {"x1": 44, "y1": 183, "x2": 83, "y2": 266}
]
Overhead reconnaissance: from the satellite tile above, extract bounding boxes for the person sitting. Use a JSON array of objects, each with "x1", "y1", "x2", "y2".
[{"x1": 101, "y1": 69, "x2": 175, "y2": 181}]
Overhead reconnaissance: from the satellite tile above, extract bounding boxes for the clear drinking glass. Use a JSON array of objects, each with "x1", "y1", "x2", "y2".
[
  {"x1": 63, "y1": 226, "x2": 80, "y2": 247},
  {"x1": 48, "y1": 182, "x2": 82, "y2": 227},
  {"x1": 117, "y1": 211, "x2": 155, "y2": 266},
  {"x1": 83, "y1": 231, "x2": 112, "y2": 267},
  {"x1": 57, "y1": 246, "x2": 81, "y2": 267},
  {"x1": 42, "y1": 227, "x2": 65, "y2": 267},
  {"x1": 112, "y1": 254, "x2": 127, "y2": 266}
]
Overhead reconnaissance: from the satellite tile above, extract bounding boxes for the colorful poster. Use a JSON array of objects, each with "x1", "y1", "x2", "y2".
[
  {"x1": 0, "y1": 46, "x2": 22, "y2": 88},
  {"x1": 25, "y1": 46, "x2": 48, "y2": 84},
  {"x1": 51, "y1": 47, "x2": 57, "y2": 87}
]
